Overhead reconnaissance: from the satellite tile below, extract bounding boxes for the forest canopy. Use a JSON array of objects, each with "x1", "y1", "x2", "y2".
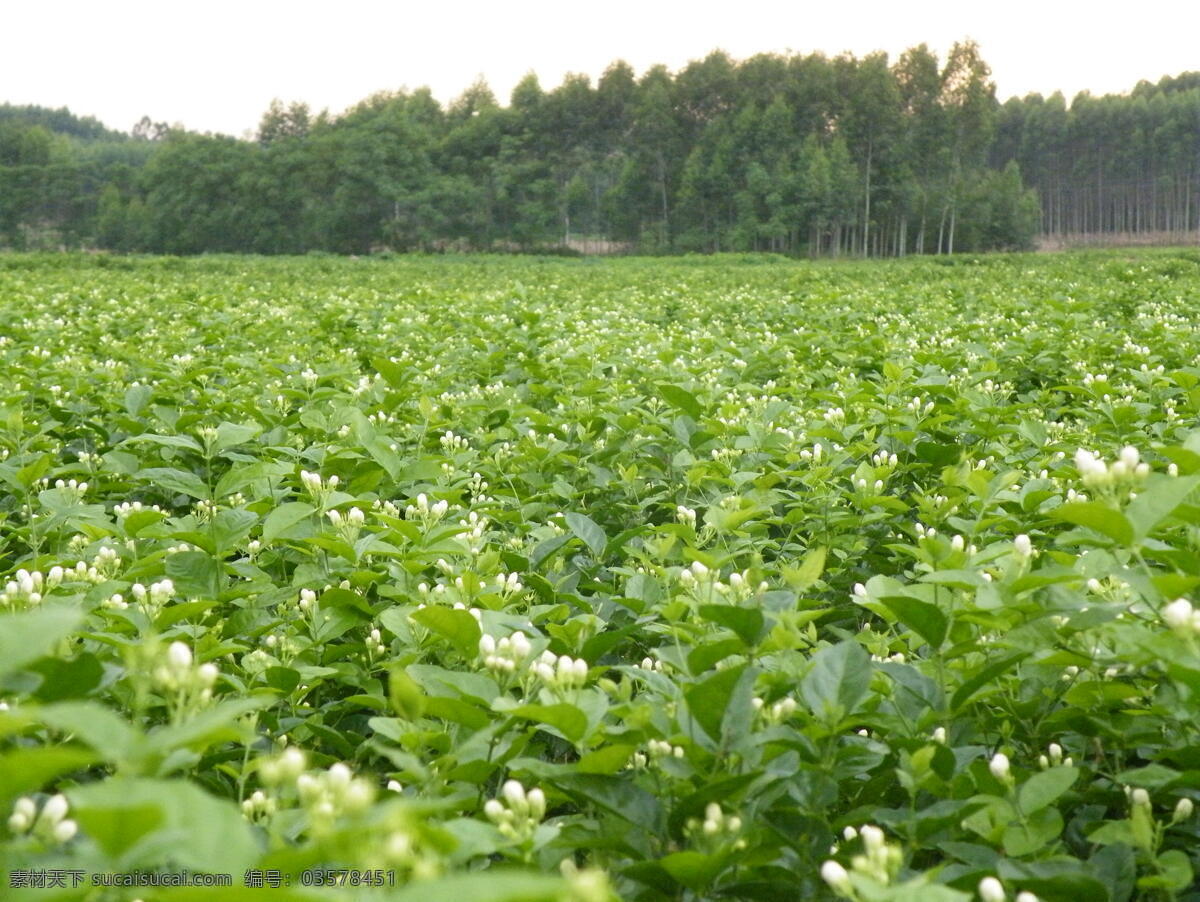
[{"x1": 1, "y1": 43, "x2": 1197, "y2": 256}]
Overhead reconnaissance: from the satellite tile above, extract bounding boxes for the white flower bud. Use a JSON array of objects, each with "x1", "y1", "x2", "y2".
[
  {"x1": 1013, "y1": 534, "x2": 1032, "y2": 557},
  {"x1": 1131, "y1": 788, "x2": 1150, "y2": 808},
  {"x1": 979, "y1": 876, "x2": 1006, "y2": 902},
  {"x1": 511, "y1": 632, "x2": 531, "y2": 659},
  {"x1": 527, "y1": 787, "x2": 546, "y2": 819},
  {"x1": 52, "y1": 819, "x2": 77, "y2": 842},
  {"x1": 327, "y1": 763, "x2": 352, "y2": 788},
  {"x1": 343, "y1": 779, "x2": 374, "y2": 811},
  {"x1": 166, "y1": 642, "x2": 192, "y2": 671},
  {"x1": 1173, "y1": 798, "x2": 1194, "y2": 822},
  {"x1": 820, "y1": 861, "x2": 850, "y2": 893},
  {"x1": 502, "y1": 779, "x2": 526, "y2": 808},
  {"x1": 989, "y1": 752, "x2": 1011, "y2": 781},
  {"x1": 40, "y1": 794, "x2": 69, "y2": 826},
  {"x1": 1164, "y1": 598, "x2": 1194, "y2": 633},
  {"x1": 280, "y1": 747, "x2": 305, "y2": 779},
  {"x1": 860, "y1": 824, "x2": 884, "y2": 851}
]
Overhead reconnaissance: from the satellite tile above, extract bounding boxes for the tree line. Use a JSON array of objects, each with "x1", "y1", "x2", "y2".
[
  {"x1": 1, "y1": 43, "x2": 1196, "y2": 256},
  {"x1": 992, "y1": 73, "x2": 1200, "y2": 240}
]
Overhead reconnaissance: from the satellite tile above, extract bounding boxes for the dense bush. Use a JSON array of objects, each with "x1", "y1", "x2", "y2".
[{"x1": 2, "y1": 251, "x2": 1200, "y2": 901}]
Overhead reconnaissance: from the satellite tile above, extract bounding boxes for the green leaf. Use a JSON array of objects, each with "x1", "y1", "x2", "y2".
[
  {"x1": 1089, "y1": 843, "x2": 1137, "y2": 902},
  {"x1": 878, "y1": 595, "x2": 948, "y2": 649},
  {"x1": 787, "y1": 545, "x2": 827, "y2": 590},
  {"x1": 407, "y1": 664, "x2": 499, "y2": 704},
  {"x1": 0, "y1": 746, "x2": 96, "y2": 804},
  {"x1": 1055, "y1": 501, "x2": 1133, "y2": 545},
  {"x1": 530, "y1": 534, "x2": 572, "y2": 569},
  {"x1": 800, "y1": 640, "x2": 871, "y2": 723},
  {"x1": 1002, "y1": 806, "x2": 1063, "y2": 856},
  {"x1": 552, "y1": 772, "x2": 663, "y2": 831},
  {"x1": 952, "y1": 653, "x2": 1028, "y2": 712},
  {"x1": 68, "y1": 777, "x2": 258, "y2": 871},
  {"x1": 1087, "y1": 821, "x2": 1135, "y2": 846},
  {"x1": 214, "y1": 460, "x2": 290, "y2": 498},
  {"x1": 388, "y1": 665, "x2": 428, "y2": 720},
  {"x1": 424, "y1": 696, "x2": 490, "y2": 729},
  {"x1": 577, "y1": 744, "x2": 637, "y2": 774},
  {"x1": 698, "y1": 605, "x2": 766, "y2": 646},
  {"x1": 1018, "y1": 766, "x2": 1078, "y2": 814},
  {"x1": 138, "y1": 466, "x2": 211, "y2": 499},
  {"x1": 37, "y1": 701, "x2": 139, "y2": 763},
  {"x1": 658, "y1": 384, "x2": 702, "y2": 418},
  {"x1": 261, "y1": 501, "x2": 316, "y2": 543},
  {"x1": 565, "y1": 512, "x2": 607, "y2": 558},
  {"x1": 0, "y1": 604, "x2": 83, "y2": 680},
  {"x1": 505, "y1": 703, "x2": 588, "y2": 743},
  {"x1": 411, "y1": 606, "x2": 483, "y2": 657},
  {"x1": 29, "y1": 651, "x2": 103, "y2": 701},
  {"x1": 124, "y1": 433, "x2": 203, "y2": 453},
  {"x1": 1115, "y1": 763, "x2": 1181, "y2": 789},
  {"x1": 1126, "y1": 474, "x2": 1200, "y2": 540},
  {"x1": 213, "y1": 421, "x2": 260, "y2": 451},
  {"x1": 1154, "y1": 849, "x2": 1193, "y2": 891},
  {"x1": 124, "y1": 383, "x2": 153, "y2": 417},
  {"x1": 309, "y1": 606, "x2": 364, "y2": 643},
  {"x1": 165, "y1": 551, "x2": 221, "y2": 598},
  {"x1": 144, "y1": 696, "x2": 270, "y2": 762},
  {"x1": 210, "y1": 508, "x2": 258, "y2": 554},
  {"x1": 659, "y1": 850, "x2": 723, "y2": 890},
  {"x1": 688, "y1": 637, "x2": 746, "y2": 674},
  {"x1": 363, "y1": 435, "x2": 403, "y2": 480},
  {"x1": 263, "y1": 666, "x2": 301, "y2": 692},
  {"x1": 685, "y1": 663, "x2": 747, "y2": 742}
]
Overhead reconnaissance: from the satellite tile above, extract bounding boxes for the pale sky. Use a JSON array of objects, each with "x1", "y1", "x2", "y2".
[{"x1": 6, "y1": 0, "x2": 1199, "y2": 137}]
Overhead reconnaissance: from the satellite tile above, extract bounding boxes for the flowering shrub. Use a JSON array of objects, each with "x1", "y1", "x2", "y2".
[{"x1": 2, "y1": 251, "x2": 1200, "y2": 900}]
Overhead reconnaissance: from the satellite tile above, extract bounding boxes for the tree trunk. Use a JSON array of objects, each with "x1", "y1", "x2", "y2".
[{"x1": 862, "y1": 140, "x2": 872, "y2": 257}]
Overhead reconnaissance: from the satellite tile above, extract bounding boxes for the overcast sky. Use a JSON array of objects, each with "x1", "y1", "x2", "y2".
[{"x1": 6, "y1": 0, "x2": 1199, "y2": 137}]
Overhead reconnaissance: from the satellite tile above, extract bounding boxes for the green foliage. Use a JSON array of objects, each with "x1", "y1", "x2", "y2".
[{"x1": 1, "y1": 251, "x2": 1200, "y2": 901}]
